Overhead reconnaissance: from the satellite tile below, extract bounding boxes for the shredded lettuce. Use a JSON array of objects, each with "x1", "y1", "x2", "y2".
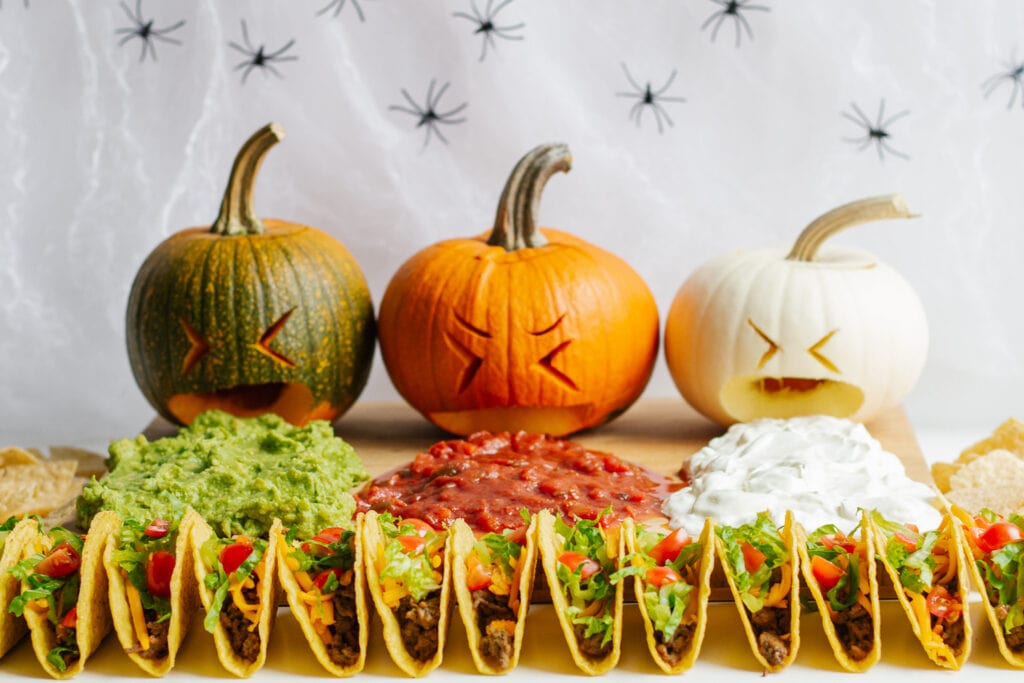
[
  {"x1": 870, "y1": 511, "x2": 937, "y2": 593},
  {"x1": 200, "y1": 535, "x2": 267, "y2": 633},
  {"x1": 377, "y1": 513, "x2": 445, "y2": 603},
  {"x1": 287, "y1": 528, "x2": 357, "y2": 575},
  {"x1": 716, "y1": 511, "x2": 788, "y2": 613},
  {"x1": 554, "y1": 511, "x2": 617, "y2": 646},
  {"x1": 111, "y1": 519, "x2": 177, "y2": 621},
  {"x1": 972, "y1": 510, "x2": 1024, "y2": 635},
  {"x1": 805, "y1": 523, "x2": 861, "y2": 613}
]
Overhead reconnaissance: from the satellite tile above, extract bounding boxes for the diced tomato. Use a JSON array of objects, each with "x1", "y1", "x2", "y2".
[
  {"x1": 311, "y1": 527, "x2": 345, "y2": 545},
  {"x1": 313, "y1": 568, "x2": 345, "y2": 591},
  {"x1": 740, "y1": 542, "x2": 766, "y2": 573},
  {"x1": 818, "y1": 534, "x2": 856, "y2": 554},
  {"x1": 146, "y1": 550, "x2": 175, "y2": 598},
  {"x1": 648, "y1": 528, "x2": 691, "y2": 566},
  {"x1": 926, "y1": 584, "x2": 961, "y2": 621},
  {"x1": 504, "y1": 526, "x2": 528, "y2": 546},
  {"x1": 400, "y1": 518, "x2": 434, "y2": 537},
  {"x1": 905, "y1": 524, "x2": 920, "y2": 533},
  {"x1": 60, "y1": 606, "x2": 77, "y2": 629},
  {"x1": 645, "y1": 566, "x2": 681, "y2": 587},
  {"x1": 35, "y1": 541, "x2": 81, "y2": 578},
  {"x1": 219, "y1": 540, "x2": 254, "y2": 576},
  {"x1": 143, "y1": 518, "x2": 170, "y2": 538},
  {"x1": 811, "y1": 555, "x2": 844, "y2": 592},
  {"x1": 893, "y1": 531, "x2": 918, "y2": 552},
  {"x1": 396, "y1": 535, "x2": 428, "y2": 555},
  {"x1": 466, "y1": 553, "x2": 493, "y2": 591},
  {"x1": 977, "y1": 521, "x2": 1024, "y2": 554},
  {"x1": 558, "y1": 551, "x2": 601, "y2": 581}
]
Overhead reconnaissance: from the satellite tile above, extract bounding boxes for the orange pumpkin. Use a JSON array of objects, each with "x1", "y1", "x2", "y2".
[{"x1": 378, "y1": 143, "x2": 659, "y2": 436}]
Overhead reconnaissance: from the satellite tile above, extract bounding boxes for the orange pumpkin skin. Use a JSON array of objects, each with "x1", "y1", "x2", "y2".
[{"x1": 378, "y1": 147, "x2": 659, "y2": 437}]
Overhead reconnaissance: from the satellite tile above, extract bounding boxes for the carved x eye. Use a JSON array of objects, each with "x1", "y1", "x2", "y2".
[
  {"x1": 531, "y1": 314, "x2": 578, "y2": 391},
  {"x1": 747, "y1": 319, "x2": 780, "y2": 370},
  {"x1": 449, "y1": 312, "x2": 489, "y2": 393},
  {"x1": 254, "y1": 308, "x2": 297, "y2": 368},
  {"x1": 179, "y1": 317, "x2": 209, "y2": 376},
  {"x1": 807, "y1": 329, "x2": 840, "y2": 373}
]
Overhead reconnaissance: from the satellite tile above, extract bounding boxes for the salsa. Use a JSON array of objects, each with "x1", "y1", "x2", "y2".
[{"x1": 355, "y1": 431, "x2": 679, "y2": 533}]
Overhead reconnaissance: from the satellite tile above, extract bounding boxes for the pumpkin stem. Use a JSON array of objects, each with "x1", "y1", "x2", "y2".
[
  {"x1": 786, "y1": 194, "x2": 918, "y2": 261},
  {"x1": 211, "y1": 123, "x2": 286, "y2": 236},
  {"x1": 488, "y1": 143, "x2": 572, "y2": 251}
]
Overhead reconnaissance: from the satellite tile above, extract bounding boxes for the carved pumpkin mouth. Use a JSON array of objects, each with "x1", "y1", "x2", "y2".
[
  {"x1": 429, "y1": 404, "x2": 596, "y2": 438},
  {"x1": 167, "y1": 382, "x2": 337, "y2": 427},
  {"x1": 719, "y1": 375, "x2": 865, "y2": 423}
]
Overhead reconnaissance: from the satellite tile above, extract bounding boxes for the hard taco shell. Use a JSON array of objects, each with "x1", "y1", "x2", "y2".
[
  {"x1": 21, "y1": 510, "x2": 118, "y2": 679},
  {"x1": 0, "y1": 518, "x2": 42, "y2": 658},
  {"x1": 275, "y1": 514, "x2": 369, "y2": 677},
  {"x1": 537, "y1": 508, "x2": 624, "y2": 676},
  {"x1": 104, "y1": 512, "x2": 199, "y2": 676},
  {"x1": 191, "y1": 510, "x2": 281, "y2": 677},
  {"x1": 451, "y1": 516, "x2": 538, "y2": 675},
  {"x1": 794, "y1": 511, "x2": 880, "y2": 672},
  {"x1": 625, "y1": 517, "x2": 714, "y2": 674},
  {"x1": 714, "y1": 510, "x2": 801, "y2": 673}
]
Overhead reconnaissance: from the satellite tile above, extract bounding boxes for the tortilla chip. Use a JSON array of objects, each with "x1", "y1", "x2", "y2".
[
  {"x1": 795, "y1": 511, "x2": 881, "y2": 672},
  {"x1": 0, "y1": 459, "x2": 78, "y2": 519},
  {"x1": 451, "y1": 516, "x2": 539, "y2": 675},
  {"x1": 20, "y1": 510, "x2": 118, "y2": 679},
  {"x1": 104, "y1": 512, "x2": 199, "y2": 676},
  {"x1": 536, "y1": 509, "x2": 624, "y2": 675},
  {"x1": 715, "y1": 510, "x2": 801, "y2": 673},
  {"x1": 624, "y1": 517, "x2": 714, "y2": 674},
  {"x1": 191, "y1": 510, "x2": 281, "y2": 677},
  {"x1": 950, "y1": 505, "x2": 1024, "y2": 668},
  {"x1": 275, "y1": 514, "x2": 369, "y2": 677},
  {"x1": 0, "y1": 518, "x2": 40, "y2": 659},
  {"x1": 932, "y1": 418, "x2": 1024, "y2": 492},
  {"x1": 871, "y1": 511, "x2": 972, "y2": 669},
  {"x1": 0, "y1": 446, "x2": 40, "y2": 465},
  {"x1": 362, "y1": 510, "x2": 451, "y2": 677}
]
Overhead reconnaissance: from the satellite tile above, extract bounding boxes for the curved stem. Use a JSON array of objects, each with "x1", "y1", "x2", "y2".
[
  {"x1": 487, "y1": 143, "x2": 572, "y2": 251},
  {"x1": 786, "y1": 194, "x2": 917, "y2": 261},
  {"x1": 211, "y1": 123, "x2": 285, "y2": 236}
]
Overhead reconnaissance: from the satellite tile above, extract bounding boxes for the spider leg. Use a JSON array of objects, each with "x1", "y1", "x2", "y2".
[
  {"x1": 736, "y1": 13, "x2": 755, "y2": 45},
  {"x1": 315, "y1": 0, "x2": 342, "y2": 18},
  {"x1": 240, "y1": 20, "x2": 254, "y2": 52},
  {"x1": 654, "y1": 69, "x2": 678, "y2": 96},
  {"x1": 493, "y1": 0, "x2": 520, "y2": 20},
  {"x1": 1010, "y1": 79, "x2": 1022, "y2": 110},
  {"x1": 152, "y1": 20, "x2": 186, "y2": 39},
  {"x1": 615, "y1": 92, "x2": 642, "y2": 99},
  {"x1": 352, "y1": 0, "x2": 366, "y2": 22},
  {"x1": 629, "y1": 100, "x2": 644, "y2": 125},
  {"x1": 701, "y1": 10, "x2": 724, "y2": 32},
  {"x1": 659, "y1": 95, "x2": 687, "y2": 103},
  {"x1": 479, "y1": 32, "x2": 493, "y2": 61},
  {"x1": 151, "y1": 32, "x2": 183, "y2": 46},
  {"x1": 874, "y1": 99, "x2": 888, "y2": 128},
  {"x1": 228, "y1": 42, "x2": 252, "y2": 58},
  {"x1": 133, "y1": 0, "x2": 144, "y2": 23},
  {"x1": 619, "y1": 63, "x2": 644, "y2": 94},
  {"x1": 707, "y1": 0, "x2": 729, "y2": 10},
  {"x1": 118, "y1": 1, "x2": 134, "y2": 22},
  {"x1": 263, "y1": 62, "x2": 283, "y2": 79},
  {"x1": 266, "y1": 39, "x2": 296, "y2": 60},
  {"x1": 981, "y1": 72, "x2": 1009, "y2": 96},
  {"x1": 743, "y1": 3, "x2": 771, "y2": 11},
  {"x1": 398, "y1": 89, "x2": 423, "y2": 114},
  {"x1": 492, "y1": 23, "x2": 525, "y2": 39},
  {"x1": 710, "y1": 14, "x2": 728, "y2": 42},
  {"x1": 879, "y1": 138, "x2": 909, "y2": 161},
  {"x1": 142, "y1": 37, "x2": 156, "y2": 62},
  {"x1": 654, "y1": 102, "x2": 675, "y2": 132},
  {"x1": 240, "y1": 62, "x2": 257, "y2": 84},
  {"x1": 430, "y1": 81, "x2": 450, "y2": 110},
  {"x1": 452, "y1": 11, "x2": 478, "y2": 24},
  {"x1": 117, "y1": 31, "x2": 138, "y2": 46},
  {"x1": 483, "y1": 0, "x2": 495, "y2": 20},
  {"x1": 437, "y1": 101, "x2": 468, "y2": 121},
  {"x1": 389, "y1": 105, "x2": 425, "y2": 117},
  {"x1": 881, "y1": 108, "x2": 910, "y2": 128},
  {"x1": 845, "y1": 102, "x2": 872, "y2": 127}
]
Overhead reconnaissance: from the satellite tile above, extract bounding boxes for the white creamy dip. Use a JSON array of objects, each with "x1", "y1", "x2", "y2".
[{"x1": 662, "y1": 415, "x2": 942, "y2": 535}]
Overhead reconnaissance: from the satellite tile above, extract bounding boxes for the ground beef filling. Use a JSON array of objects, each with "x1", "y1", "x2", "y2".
[
  {"x1": 750, "y1": 605, "x2": 790, "y2": 666},
  {"x1": 996, "y1": 605, "x2": 1024, "y2": 651},
  {"x1": 53, "y1": 620, "x2": 80, "y2": 668},
  {"x1": 396, "y1": 593, "x2": 441, "y2": 661},
  {"x1": 935, "y1": 580, "x2": 965, "y2": 653},
  {"x1": 324, "y1": 582, "x2": 360, "y2": 667},
  {"x1": 125, "y1": 607, "x2": 171, "y2": 660},
  {"x1": 655, "y1": 621, "x2": 696, "y2": 665},
  {"x1": 221, "y1": 585, "x2": 261, "y2": 662},
  {"x1": 832, "y1": 602, "x2": 873, "y2": 660},
  {"x1": 573, "y1": 620, "x2": 613, "y2": 660},
  {"x1": 471, "y1": 588, "x2": 516, "y2": 669}
]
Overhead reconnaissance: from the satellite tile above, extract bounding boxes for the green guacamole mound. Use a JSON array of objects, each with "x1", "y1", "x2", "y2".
[{"x1": 77, "y1": 410, "x2": 369, "y2": 539}]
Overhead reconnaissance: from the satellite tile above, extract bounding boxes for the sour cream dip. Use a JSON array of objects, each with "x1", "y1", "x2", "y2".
[{"x1": 662, "y1": 415, "x2": 942, "y2": 535}]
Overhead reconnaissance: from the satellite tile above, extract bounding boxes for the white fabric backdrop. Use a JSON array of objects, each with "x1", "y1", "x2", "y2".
[{"x1": 1, "y1": 0, "x2": 1021, "y2": 446}]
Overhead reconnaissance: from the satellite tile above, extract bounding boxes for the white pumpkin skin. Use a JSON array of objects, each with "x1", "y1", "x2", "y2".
[{"x1": 665, "y1": 244, "x2": 928, "y2": 426}]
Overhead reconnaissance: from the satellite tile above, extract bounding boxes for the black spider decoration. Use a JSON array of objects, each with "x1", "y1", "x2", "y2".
[
  {"x1": 228, "y1": 20, "x2": 298, "y2": 84},
  {"x1": 701, "y1": 0, "x2": 769, "y2": 47},
  {"x1": 389, "y1": 79, "x2": 468, "y2": 147},
  {"x1": 317, "y1": 0, "x2": 367, "y2": 22},
  {"x1": 615, "y1": 64, "x2": 687, "y2": 134},
  {"x1": 452, "y1": 0, "x2": 524, "y2": 62},
  {"x1": 114, "y1": 0, "x2": 185, "y2": 63},
  {"x1": 841, "y1": 100, "x2": 910, "y2": 161},
  {"x1": 982, "y1": 53, "x2": 1024, "y2": 110}
]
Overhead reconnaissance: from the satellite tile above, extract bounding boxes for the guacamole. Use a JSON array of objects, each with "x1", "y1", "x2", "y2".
[{"x1": 77, "y1": 410, "x2": 369, "y2": 538}]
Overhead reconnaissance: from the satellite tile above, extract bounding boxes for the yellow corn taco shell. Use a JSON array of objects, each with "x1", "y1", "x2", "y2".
[
  {"x1": 20, "y1": 510, "x2": 118, "y2": 679},
  {"x1": 1, "y1": 518, "x2": 41, "y2": 658},
  {"x1": 950, "y1": 505, "x2": 1023, "y2": 667},
  {"x1": 104, "y1": 512, "x2": 199, "y2": 676},
  {"x1": 795, "y1": 511, "x2": 880, "y2": 672},
  {"x1": 714, "y1": 510, "x2": 801, "y2": 673},
  {"x1": 362, "y1": 510, "x2": 452, "y2": 677},
  {"x1": 451, "y1": 516, "x2": 539, "y2": 675},
  {"x1": 537, "y1": 508, "x2": 624, "y2": 676},
  {"x1": 191, "y1": 510, "x2": 281, "y2": 677},
  {"x1": 624, "y1": 517, "x2": 714, "y2": 674},
  {"x1": 275, "y1": 514, "x2": 369, "y2": 677},
  {"x1": 870, "y1": 511, "x2": 972, "y2": 669}
]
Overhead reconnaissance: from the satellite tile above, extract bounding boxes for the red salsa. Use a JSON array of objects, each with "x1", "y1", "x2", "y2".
[{"x1": 355, "y1": 431, "x2": 680, "y2": 533}]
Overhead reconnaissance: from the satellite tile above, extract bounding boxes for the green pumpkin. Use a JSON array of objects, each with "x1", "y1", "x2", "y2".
[{"x1": 126, "y1": 123, "x2": 375, "y2": 426}]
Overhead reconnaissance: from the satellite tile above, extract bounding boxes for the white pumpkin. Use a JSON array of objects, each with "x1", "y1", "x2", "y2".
[{"x1": 665, "y1": 195, "x2": 928, "y2": 426}]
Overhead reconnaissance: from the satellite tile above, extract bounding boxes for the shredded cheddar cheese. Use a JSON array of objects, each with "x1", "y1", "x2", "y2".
[
  {"x1": 763, "y1": 563, "x2": 791, "y2": 608},
  {"x1": 125, "y1": 580, "x2": 151, "y2": 652}
]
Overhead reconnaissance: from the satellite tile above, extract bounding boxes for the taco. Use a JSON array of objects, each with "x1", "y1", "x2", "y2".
[
  {"x1": 715, "y1": 510, "x2": 800, "y2": 672},
  {"x1": 362, "y1": 511, "x2": 451, "y2": 677},
  {"x1": 191, "y1": 510, "x2": 281, "y2": 677},
  {"x1": 537, "y1": 508, "x2": 624, "y2": 675},
  {"x1": 951, "y1": 505, "x2": 1024, "y2": 668},
  {"x1": 613, "y1": 518, "x2": 714, "y2": 674},
  {"x1": 0, "y1": 516, "x2": 40, "y2": 658},
  {"x1": 104, "y1": 513, "x2": 199, "y2": 676},
  {"x1": 7, "y1": 510, "x2": 118, "y2": 678},
  {"x1": 275, "y1": 515, "x2": 369, "y2": 676},
  {"x1": 870, "y1": 510, "x2": 971, "y2": 669},
  {"x1": 450, "y1": 515, "x2": 539, "y2": 675},
  {"x1": 795, "y1": 512, "x2": 880, "y2": 672}
]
